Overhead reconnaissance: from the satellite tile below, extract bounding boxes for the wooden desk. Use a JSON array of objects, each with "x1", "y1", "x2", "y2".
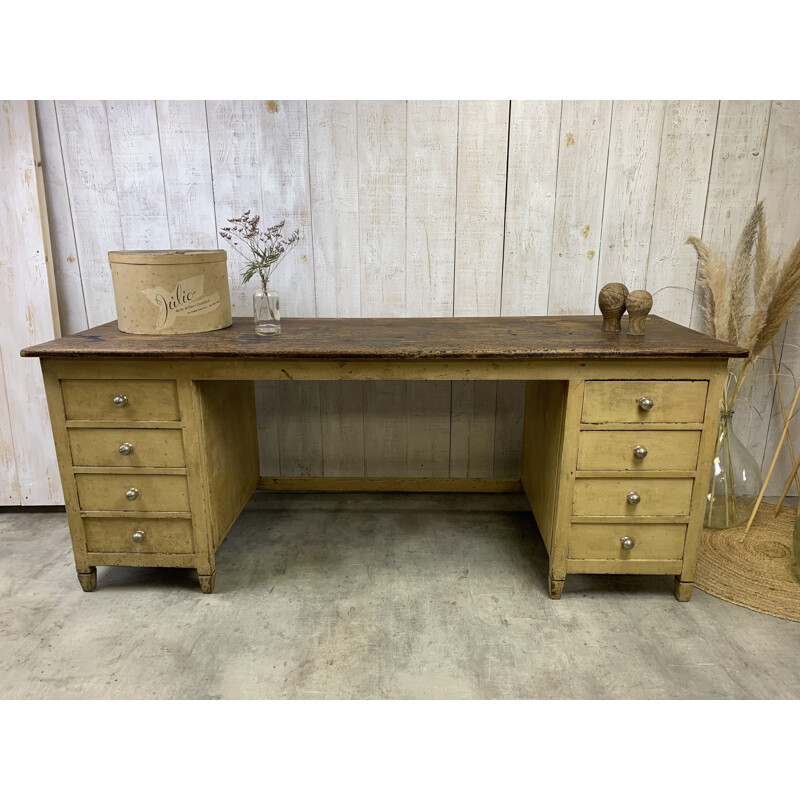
[{"x1": 22, "y1": 316, "x2": 746, "y2": 599}]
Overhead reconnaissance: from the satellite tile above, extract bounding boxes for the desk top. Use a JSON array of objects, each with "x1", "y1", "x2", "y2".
[{"x1": 21, "y1": 316, "x2": 747, "y2": 361}]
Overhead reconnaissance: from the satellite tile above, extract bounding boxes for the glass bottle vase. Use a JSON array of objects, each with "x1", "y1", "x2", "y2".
[
  {"x1": 253, "y1": 284, "x2": 280, "y2": 336},
  {"x1": 705, "y1": 410, "x2": 763, "y2": 529}
]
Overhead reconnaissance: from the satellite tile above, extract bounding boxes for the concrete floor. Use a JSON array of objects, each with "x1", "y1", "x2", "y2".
[{"x1": 1, "y1": 492, "x2": 799, "y2": 699}]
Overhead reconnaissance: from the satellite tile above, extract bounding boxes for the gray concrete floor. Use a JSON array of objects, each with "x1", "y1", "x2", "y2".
[{"x1": 1, "y1": 492, "x2": 799, "y2": 699}]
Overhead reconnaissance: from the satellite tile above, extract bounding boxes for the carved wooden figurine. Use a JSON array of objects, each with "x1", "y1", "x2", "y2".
[
  {"x1": 625, "y1": 289, "x2": 653, "y2": 336},
  {"x1": 598, "y1": 282, "x2": 629, "y2": 332}
]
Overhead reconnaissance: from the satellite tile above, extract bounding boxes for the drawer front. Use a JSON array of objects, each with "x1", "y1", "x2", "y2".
[
  {"x1": 572, "y1": 477, "x2": 694, "y2": 517},
  {"x1": 62, "y1": 380, "x2": 180, "y2": 421},
  {"x1": 577, "y1": 430, "x2": 701, "y2": 471},
  {"x1": 569, "y1": 523, "x2": 687, "y2": 560},
  {"x1": 84, "y1": 517, "x2": 195, "y2": 554},
  {"x1": 582, "y1": 380, "x2": 708, "y2": 424},
  {"x1": 75, "y1": 474, "x2": 190, "y2": 512},
  {"x1": 69, "y1": 428, "x2": 185, "y2": 468}
]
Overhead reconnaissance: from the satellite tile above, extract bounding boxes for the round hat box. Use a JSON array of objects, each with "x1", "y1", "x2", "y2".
[{"x1": 109, "y1": 250, "x2": 233, "y2": 335}]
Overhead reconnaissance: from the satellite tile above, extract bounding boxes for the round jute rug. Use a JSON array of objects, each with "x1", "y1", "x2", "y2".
[{"x1": 695, "y1": 502, "x2": 800, "y2": 622}]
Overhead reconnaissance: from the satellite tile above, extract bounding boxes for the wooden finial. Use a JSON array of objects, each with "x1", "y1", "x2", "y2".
[
  {"x1": 625, "y1": 289, "x2": 653, "y2": 336},
  {"x1": 598, "y1": 282, "x2": 629, "y2": 332}
]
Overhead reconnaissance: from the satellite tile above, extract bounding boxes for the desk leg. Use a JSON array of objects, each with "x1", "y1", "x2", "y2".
[
  {"x1": 77, "y1": 567, "x2": 97, "y2": 592},
  {"x1": 549, "y1": 575, "x2": 565, "y2": 599},
  {"x1": 198, "y1": 572, "x2": 216, "y2": 594},
  {"x1": 673, "y1": 578, "x2": 694, "y2": 602}
]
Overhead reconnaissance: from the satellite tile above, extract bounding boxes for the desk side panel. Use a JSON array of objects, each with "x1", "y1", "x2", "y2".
[
  {"x1": 196, "y1": 380, "x2": 260, "y2": 550},
  {"x1": 521, "y1": 380, "x2": 568, "y2": 554}
]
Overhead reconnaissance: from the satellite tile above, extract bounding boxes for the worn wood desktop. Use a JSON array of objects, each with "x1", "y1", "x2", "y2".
[{"x1": 22, "y1": 316, "x2": 746, "y2": 599}]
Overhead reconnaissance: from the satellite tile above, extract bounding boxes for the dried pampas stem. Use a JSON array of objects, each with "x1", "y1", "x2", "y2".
[{"x1": 730, "y1": 201, "x2": 762, "y2": 343}]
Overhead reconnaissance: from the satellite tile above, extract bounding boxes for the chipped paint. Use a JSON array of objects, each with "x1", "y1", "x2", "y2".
[
  {"x1": 565, "y1": 132, "x2": 575, "y2": 147},
  {"x1": 586, "y1": 250, "x2": 595, "y2": 260},
  {"x1": 266, "y1": 100, "x2": 280, "y2": 114},
  {"x1": 581, "y1": 225, "x2": 590, "y2": 238}
]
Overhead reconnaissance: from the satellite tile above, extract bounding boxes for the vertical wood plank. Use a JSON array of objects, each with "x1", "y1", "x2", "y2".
[
  {"x1": 454, "y1": 100, "x2": 509, "y2": 317},
  {"x1": 306, "y1": 103, "x2": 364, "y2": 476},
  {"x1": 106, "y1": 101, "x2": 170, "y2": 249},
  {"x1": 450, "y1": 381, "x2": 497, "y2": 478},
  {"x1": 0, "y1": 100, "x2": 62, "y2": 503},
  {"x1": 497, "y1": 101, "x2": 560, "y2": 477},
  {"x1": 307, "y1": 100, "x2": 360, "y2": 318},
  {"x1": 696, "y1": 101, "x2": 771, "y2": 465},
  {"x1": 206, "y1": 100, "x2": 264, "y2": 316},
  {"x1": 56, "y1": 100, "x2": 123, "y2": 326},
  {"x1": 358, "y1": 101, "x2": 408, "y2": 476},
  {"x1": 0, "y1": 348, "x2": 19, "y2": 504},
  {"x1": 598, "y1": 100, "x2": 664, "y2": 291},
  {"x1": 155, "y1": 100, "x2": 218, "y2": 249},
  {"x1": 406, "y1": 101, "x2": 457, "y2": 477},
  {"x1": 406, "y1": 100, "x2": 457, "y2": 317},
  {"x1": 363, "y1": 381, "x2": 408, "y2": 477},
  {"x1": 258, "y1": 100, "x2": 321, "y2": 478},
  {"x1": 451, "y1": 101, "x2": 509, "y2": 478},
  {"x1": 547, "y1": 100, "x2": 612, "y2": 314},
  {"x1": 358, "y1": 100, "x2": 407, "y2": 317},
  {"x1": 757, "y1": 101, "x2": 800, "y2": 492},
  {"x1": 501, "y1": 100, "x2": 561, "y2": 316},
  {"x1": 34, "y1": 100, "x2": 88, "y2": 336},
  {"x1": 646, "y1": 100, "x2": 718, "y2": 325},
  {"x1": 206, "y1": 100, "x2": 280, "y2": 475},
  {"x1": 319, "y1": 383, "x2": 365, "y2": 477},
  {"x1": 257, "y1": 100, "x2": 316, "y2": 318}
]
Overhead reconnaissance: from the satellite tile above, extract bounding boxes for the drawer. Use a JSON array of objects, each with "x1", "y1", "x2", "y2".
[
  {"x1": 569, "y1": 523, "x2": 687, "y2": 560},
  {"x1": 62, "y1": 380, "x2": 180, "y2": 421},
  {"x1": 75, "y1": 474, "x2": 190, "y2": 512},
  {"x1": 84, "y1": 517, "x2": 195, "y2": 554},
  {"x1": 69, "y1": 428, "x2": 185, "y2": 468},
  {"x1": 581, "y1": 380, "x2": 708, "y2": 424},
  {"x1": 576, "y1": 430, "x2": 701, "y2": 471},
  {"x1": 572, "y1": 477, "x2": 694, "y2": 517}
]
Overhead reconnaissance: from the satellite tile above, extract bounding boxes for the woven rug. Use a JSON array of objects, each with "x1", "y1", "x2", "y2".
[{"x1": 695, "y1": 502, "x2": 800, "y2": 622}]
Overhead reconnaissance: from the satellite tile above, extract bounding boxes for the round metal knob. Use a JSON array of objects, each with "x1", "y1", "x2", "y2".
[
  {"x1": 113, "y1": 394, "x2": 128, "y2": 408},
  {"x1": 637, "y1": 396, "x2": 654, "y2": 411},
  {"x1": 118, "y1": 442, "x2": 134, "y2": 456},
  {"x1": 132, "y1": 530, "x2": 146, "y2": 543},
  {"x1": 633, "y1": 445, "x2": 648, "y2": 459},
  {"x1": 125, "y1": 487, "x2": 139, "y2": 501},
  {"x1": 627, "y1": 491, "x2": 641, "y2": 505},
  {"x1": 620, "y1": 536, "x2": 635, "y2": 550}
]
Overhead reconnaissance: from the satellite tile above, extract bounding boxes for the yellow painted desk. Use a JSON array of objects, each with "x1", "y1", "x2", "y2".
[{"x1": 22, "y1": 316, "x2": 746, "y2": 599}]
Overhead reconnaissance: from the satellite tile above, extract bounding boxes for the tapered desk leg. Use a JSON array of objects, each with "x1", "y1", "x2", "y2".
[
  {"x1": 198, "y1": 572, "x2": 216, "y2": 594},
  {"x1": 77, "y1": 567, "x2": 97, "y2": 592}
]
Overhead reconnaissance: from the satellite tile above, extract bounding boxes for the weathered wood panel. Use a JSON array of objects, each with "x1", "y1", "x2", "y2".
[
  {"x1": 501, "y1": 100, "x2": 561, "y2": 316},
  {"x1": 547, "y1": 100, "x2": 612, "y2": 314},
  {"x1": 55, "y1": 100, "x2": 123, "y2": 326},
  {"x1": 646, "y1": 100, "x2": 718, "y2": 325},
  {"x1": 598, "y1": 100, "x2": 664, "y2": 292},
  {"x1": 757, "y1": 101, "x2": 800, "y2": 491},
  {"x1": 155, "y1": 100, "x2": 218, "y2": 249},
  {"x1": 358, "y1": 101, "x2": 408, "y2": 476},
  {"x1": 21, "y1": 98, "x2": 800, "y2": 502},
  {"x1": 35, "y1": 100, "x2": 87, "y2": 336},
  {"x1": 106, "y1": 101, "x2": 170, "y2": 249},
  {"x1": 0, "y1": 101, "x2": 62, "y2": 503}
]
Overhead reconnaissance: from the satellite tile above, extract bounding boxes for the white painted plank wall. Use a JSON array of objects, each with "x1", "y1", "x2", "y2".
[
  {"x1": 0, "y1": 101, "x2": 62, "y2": 504},
  {"x1": 20, "y1": 99, "x2": 800, "y2": 504},
  {"x1": 757, "y1": 101, "x2": 800, "y2": 492}
]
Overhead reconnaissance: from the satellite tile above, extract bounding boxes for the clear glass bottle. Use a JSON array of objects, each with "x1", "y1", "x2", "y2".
[
  {"x1": 253, "y1": 283, "x2": 280, "y2": 336},
  {"x1": 706, "y1": 410, "x2": 763, "y2": 529}
]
